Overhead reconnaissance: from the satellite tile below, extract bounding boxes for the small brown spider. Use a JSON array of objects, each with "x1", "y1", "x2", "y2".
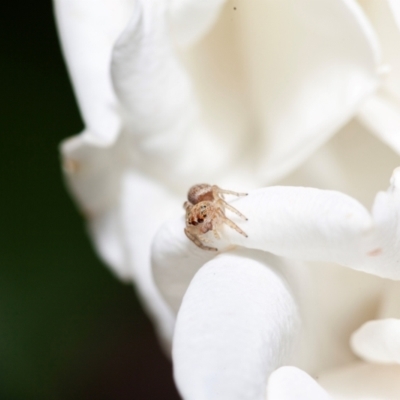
[{"x1": 183, "y1": 184, "x2": 248, "y2": 251}]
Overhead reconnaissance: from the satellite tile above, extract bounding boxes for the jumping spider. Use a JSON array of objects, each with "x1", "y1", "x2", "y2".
[{"x1": 184, "y1": 184, "x2": 248, "y2": 251}]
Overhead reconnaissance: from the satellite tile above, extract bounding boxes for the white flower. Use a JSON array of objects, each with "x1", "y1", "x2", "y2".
[{"x1": 54, "y1": 0, "x2": 400, "y2": 398}]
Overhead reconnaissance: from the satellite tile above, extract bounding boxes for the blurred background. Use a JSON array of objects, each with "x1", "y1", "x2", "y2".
[{"x1": 0, "y1": 1, "x2": 180, "y2": 399}]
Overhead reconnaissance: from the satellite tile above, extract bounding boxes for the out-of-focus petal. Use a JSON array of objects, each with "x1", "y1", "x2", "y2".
[
  {"x1": 235, "y1": 0, "x2": 380, "y2": 182},
  {"x1": 54, "y1": 0, "x2": 134, "y2": 145},
  {"x1": 173, "y1": 250, "x2": 300, "y2": 400},
  {"x1": 168, "y1": 0, "x2": 227, "y2": 47},
  {"x1": 357, "y1": 92, "x2": 400, "y2": 154},
  {"x1": 389, "y1": 0, "x2": 400, "y2": 28},
  {"x1": 153, "y1": 167, "x2": 400, "y2": 283},
  {"x1": 111, "y1": 0, "x2": 235, "y2": 188},
  {"x1": 319, "y1": 362, "x2": 400, "y2": 399},
  {"x1": 351, "y1": 319, "x2": 400, "y2": 364},
  {"x1": 62, "y1": 138, "x2": 180, "y2": 344},
  {"x1": 279, "y1": 119, "x2": 400, "y2": 206},
  {"x1": 88, "y1": 206, "x2": 130, "y2": 281},
  {"x1": 379, "y1": 281, "x2": 400, "y2": 319},
  {"x1": 357, "y1": 0, "x2": 400, "y2": 154},
  {"x1": 359, "y1": 0, "x2": 400, "y2": 99},
  {"x1": 61, "y1": 133, "x2": 122, "y2": 215},
  {"x1": 119, "y1": 170, "x2": 181, "y2": 347},
  {"x1": 267, "y1": 366, "x2": 332, "y2": 400}
]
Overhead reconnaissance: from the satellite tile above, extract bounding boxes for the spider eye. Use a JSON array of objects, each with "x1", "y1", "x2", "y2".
[
  {"x1": 198, "y1": 218, "x2": 204, "y2": 223},
  {"x1": 190, "y1": 221, "x2": 198, "y2": 226}
]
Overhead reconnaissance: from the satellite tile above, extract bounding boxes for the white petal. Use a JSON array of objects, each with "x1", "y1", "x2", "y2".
[
  {"x1": 152, "y1": 213, "x2": 217, "y2": 313},
  {"x1": 223, "y1": 170, "x2": 400, "y2": 279},
  {"x1": 235, "y1": 0, "x2": 380, "y2": 181},
  {"x1": 88, "y1": 206, "x2": 130, "y2": 281},
  {"x1": 278, "y1": 119, "x2": 400, "y2": 205},
  {"x1": 153, "y1": 167, "x2": 400, "y2": 283},
  {"x1": 111, "y1": 1, "x2": 233, "y2": 187},
  {"x1": 379, "y1": 281, "x2": 400, "y2": 319},
  {"x1": 358, "y1": 92, "x2": 400, "y2": 155},
  {"x1": 319, "y1": 362, "x2": 400, "y2": 399},
  {"x1": 356, "y1": 1, "x2": 400, "y2": 155},
  {"x1": 359, "y1": 0, "x2": 400, "y2": 99},
  {"x1": 54, "y1": 0, "x2": 134, "y2": 144},
  {"x1": 267, "y1": 366, "x2": 332, "y2": 400},
  {"x1": 62, "y1": 138, "x2": 179, "y2": 345},
  {"x1": 388, "y1": 0, "x2": 400, "y2": 29},
  {"x1": 119, "y1": 170, "x2": 181, "y2": 347},
  {"x1": 172, "y1": 250, "x2": 300, "y2": 400},
  {"x1": 60, "y1": 133, "x2": 123, "y2": 215},
  {"x1": 351, "y1": 319, "x2": 400, "y2": 364},
  {"x1": 168, "y1": 0, "x2": 227, "y2": 47}
]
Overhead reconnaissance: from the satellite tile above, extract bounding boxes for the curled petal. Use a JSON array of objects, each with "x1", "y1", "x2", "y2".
[
  {"x1": 218, "y1": 168, "x2": 400, "y2": 279},
  {"x1": 54, "y1": 0, "x2": 134, "y2": 144},
  {"x1": 351, "y1": 319, "x2": 400, "y2": 364},
  {"x1": 172, "y1": 250, "x2": 300, "y2": 400},
  {"x1": 111, "y1": 0, "x2": 230, "y2": 187},
  {"x1": 153, "y1": 168, "x2": 400, "y2": 297},
  {"x1": 318, "y1": 362, "x2": 400, "y2": 399},
  {"x1": 235, "y1": 0, "x2": 380, "y2": 181},
  {"x1": 267, "y1": 366, "x2": 332, "y2": 400},
  {"x1": 168, "y1": 0, "x2": 227, "y2": 47}
]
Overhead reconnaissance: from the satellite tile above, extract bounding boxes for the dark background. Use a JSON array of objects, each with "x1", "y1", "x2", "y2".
[{"x1": 0, "y1": 1, "x2": 180, "y2": 399}]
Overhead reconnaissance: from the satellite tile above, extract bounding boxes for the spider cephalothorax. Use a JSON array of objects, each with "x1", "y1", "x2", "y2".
[{"x1": 183, "y1": 184, "x2": 248, "y2": 251}]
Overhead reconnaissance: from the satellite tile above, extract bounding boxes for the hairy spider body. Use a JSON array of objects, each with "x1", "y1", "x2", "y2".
[{"x1": 184, "y1": 184, "x2": 248, "y2": 251}]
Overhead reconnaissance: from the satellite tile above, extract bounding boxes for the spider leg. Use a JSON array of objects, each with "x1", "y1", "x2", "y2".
[
  {"x1": 184, "y1": 228, "x2": 218, "y2": 251},
  {"x1": 213, "y1": 228, "x2": 221, "y2": 239},
  {"x1": 217, "y1": 209, "x2": 248, "y2": 238},
  {"x1": 212, "y1": 185, "x2": 247, "y2": 198},
  {"x1": 217, "y1": 199, "x2": 247, "y2": 220}
]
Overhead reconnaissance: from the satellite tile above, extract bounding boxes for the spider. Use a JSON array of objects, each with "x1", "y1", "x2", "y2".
[{"x1": 183, "y1": 184, "x2": 248, "y2": 251}]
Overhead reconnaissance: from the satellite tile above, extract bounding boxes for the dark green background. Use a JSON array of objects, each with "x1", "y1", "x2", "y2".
[{"x1": 0, "y1": 2, "x2": 180, "y2": 399}]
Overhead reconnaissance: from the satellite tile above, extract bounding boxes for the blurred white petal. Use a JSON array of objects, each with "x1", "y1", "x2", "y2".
[
  {"x1": 351, "y1": 319, "x2": 400, "y2": 364},
  {"x1": 60, "y1": 133, "x2": 122, "y2": 215},
  {"x1": 357, "y1": 0, "x2": 400, "y2": 155},
  {"x1": 169, "y1": 0, "x2": 227, "y2": 47},
  {"x1": 111, "y1": 0, "x2": 231, "y2": 187},
  {"x1": 119, "y1": 170, "x2": 180, "y2": 346},
  {"x1": 173, "y1": 250, "x2": 300, "y2": 400},
  {"x1": 319, "y1": 362, "x2": 400, "y2": 399},
  {"x1": 234, "y1": 0, "x2": 380, "y2": 182},
  {"x1": 357, "y1": 92, "x2": 400, "y2": 154},
  {"x1": 88, "y1": 206, "x2": 130, "y2": 281},
  {"x1": 267, "y1": 366, "x2": 332, "y2": 400},
  {"x1": 279, "y1": 119, "x2": 400, "y2": 205},
  {"x1": 379, "y1": 281, "x2": 400, "y2": 319},
  {"x1": 359, "y1": 0, "x2": 400, "y2": 99},
  {"x1": 62, "y1": 139, "x2": 180, "y2": 343},
  {"x1": 54, "y1": 0, "x2": 134, "y2": 144},
  {"x1": 388, "y1": 0, "x2": 400, "y2": 27}
]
